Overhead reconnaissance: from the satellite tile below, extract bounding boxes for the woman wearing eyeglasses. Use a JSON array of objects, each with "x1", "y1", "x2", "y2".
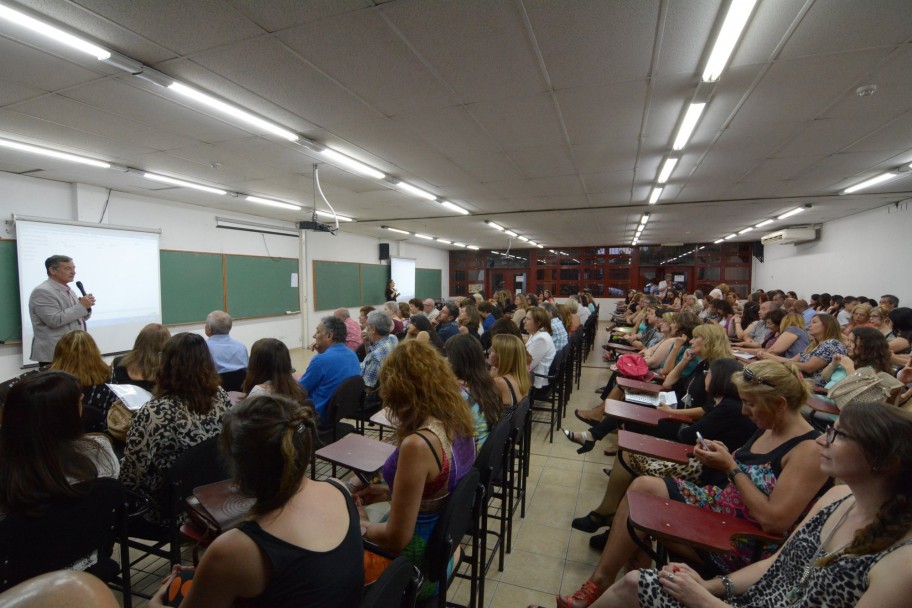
[
  {"x1": 557, "y1": 360, "x2": 829, "y2": 608},
  {"x1": 558, "y1": 402, "x2": 912, "y2": 608}
]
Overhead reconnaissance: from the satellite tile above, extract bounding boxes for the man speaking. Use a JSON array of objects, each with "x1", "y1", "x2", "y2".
[{"x1": 28, "y1": 255, "x2": 96, "y2": 365}]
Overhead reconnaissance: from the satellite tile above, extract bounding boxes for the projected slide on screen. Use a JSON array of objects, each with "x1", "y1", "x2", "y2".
[
  {"x1": 16, "y1": 219, "x2": 162, "y2": 365},
  {"x1": 390, "y1": 257, "x2": 416, "y2": 301}
]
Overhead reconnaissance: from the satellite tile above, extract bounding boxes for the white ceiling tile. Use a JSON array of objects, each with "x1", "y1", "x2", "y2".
[
  {"x1": 0, "y1": 36, "x2": 103, "y2": 91},
  {"x1": 843, "y1": 112, "x2": 912, "y2": 154},
  {"x1": 507, "y1": 145, "x2": 576, "y2": 177},
  {"x1": 582, "y1": 171, "x2": 636, "y2": 195},
  {"x1": 556, "y1": 80, "x2": 648, "y2": 145},
  {"x1": 524, "y1": 0, "x2": 660, "y2": 89},
  {"x1": 655, "y1": 0, "x2": 722, "y2": 77},
  {"x1": 469, "y1": 93, "x2": 564, "y2": 149},
  {"x1": 392, "y1": 106, "x2": 498, "y2": 158},
  {"x1": 729, "y1": 0, "x2": 806, "y2": 68},
  {"x1": 0, "y1": 77, "x2": 45, "y2": 106},
  {"x1": 227, "y1": 0, "x2": 372, "y2": 32}
]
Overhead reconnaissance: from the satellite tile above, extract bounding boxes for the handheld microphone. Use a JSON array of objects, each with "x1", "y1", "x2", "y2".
[{"x1": 75, "y1": 281, "x2": 92, "y2": 312}]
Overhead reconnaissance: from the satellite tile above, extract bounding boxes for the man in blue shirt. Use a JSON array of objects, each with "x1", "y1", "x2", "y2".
[
  {"x1": 361, "y1": 310, "x2": 398, "y2": 391},
  {"x1": 478, "y1": 301, "x2": 496, "y2": 334},
  {"x1": 435, "y1": 303, "x2": 460, "y2": 343},
  {"x1": 299, "y1": 316, "x2": 360, "y2": 423},
  {"x1": 205, "y1": 310, "x2": 248, "y2": 373}
]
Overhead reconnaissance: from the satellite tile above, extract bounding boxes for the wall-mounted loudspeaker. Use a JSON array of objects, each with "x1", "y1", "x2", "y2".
[
  {"x1": 752, "y1": 242, "x2": 764, "y2": 263},
  {"x1": 379, "y1": 243, "x2": 390, "y2": 261}
]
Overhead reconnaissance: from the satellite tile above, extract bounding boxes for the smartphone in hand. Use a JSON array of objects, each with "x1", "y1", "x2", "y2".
[{"x1": 696, "y1": 431, "x2": 711, "y2": 450}]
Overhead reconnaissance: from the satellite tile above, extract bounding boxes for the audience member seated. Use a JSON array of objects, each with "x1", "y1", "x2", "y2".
[
  {"x1": 732, "y1": 301, "x2": 777, "y2": 348},
  {"x1": 570, "y1": 359, "x2": 756, "y2": 538},
  {"x1": 711, "y1": 299, "x2": 737, "y2": 339},
  {"x1": 843, "y1": 301, "x2": 873, "y2": 336},
  {"x1": 361, "y1": 310, "x2": 398, "y2": 397},
  {"x1": 488, "y1": 334, "x2": 532, "y2": 413},
  {"x1": 111, "y1": 323, "x2": 171, "y2": 391},
  {"x1": 356, "y1": 305, "x2": 375, "y2": 361},
  {"x1": 558, "y1": 302, "x2": 579, "y2": 333},
  {"x1": 434, "y1": 303, "x2": 460, "y2": 342},
  {"x1": 742, "y1": 311, "x2": 808, "y2": 358},
  {"x1": 524, "y1": 307, "x2": 556, "y2": 398},
  {"x1": 242, "y1": 338, "x2": 308, "y2": 406},
  {"x1": 732, "y1": 301, "x2": 760, "y2": 342},
  {"x1": 422, "y1": 298, "x2": 439, "y2": 322},
  {"x1": 333, "y1": 307, "x2": 363, "y2": 352},
  {"x1": 569, "y1": 295, "x2": 589, "y2": 327},
  {"x1": 557, "y1": 360, "x2": 829, "y2": 608},
  {"x1": 398, "y1": 301, "x2": 412, "y2": 330},
  {"x1": 297, "y1": 316, "x2": 360, "y2": 425},
  {"x1": 868, "y1": 305, "x2": 895, "y2": 341},
  {"x1": 404, "y1": 313, "x2": 445, "y2": 353},
  {"x1": 567, "y1": 323, "x2": 730, "y2": 455},
  {"x1": 48, "y1": 330, "x2": 117, "y2": 433},
  {"x1": 543, "y1": 303, "x2": 569, "y2": 350},
  {"x1": 352, "y1": 340, "x2": 476, "y2": 601},
  {"x1": 0, "y1": 371, "x2": 119, "y2": 518},
  {"x1": 582, "y1": 402, "x2": 912, "y2": 608},
  {"x1": 761, "y1": 313, "x2": 846, "y2": 387},
  {"x1": 458, "y1": 303, "x2": 482, "y2": 338},
  {"x1": 149, "y1": 395, "x2": 363, "y2": 608},
  {"x1": 204, "y1": 310, "x2": 249, "y2": 374},
  {"x1": 888, "y1": 307, "x2": 912, "y2": 358},
  {"x1": 445, "y1": 333, "x2": 502, "y2": 450},
  {"x1": 120, "y1": 332, "x2": 232, "y2": 538},
  {"x1": 383, "y1": 301, "x2": 405, "y2": 336},
  {"x1": 819, "y1": 327, "x2": 893, "y2": 390}
]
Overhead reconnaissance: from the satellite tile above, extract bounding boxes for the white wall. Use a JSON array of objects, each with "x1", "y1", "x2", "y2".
[
  {"x1": 303, "y1": 230, "x2": 450, "y2": 332},
  {"x1": 0, "y1": 172, "x2": 451, "y2": 379},
  {"x1": 751, "y1": 200, "x2": 912, "y2": 304}
]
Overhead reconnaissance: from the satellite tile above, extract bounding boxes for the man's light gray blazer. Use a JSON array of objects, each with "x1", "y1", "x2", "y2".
[{"x1": 28, "y1": 279, "x2": 91, "y2": 362}]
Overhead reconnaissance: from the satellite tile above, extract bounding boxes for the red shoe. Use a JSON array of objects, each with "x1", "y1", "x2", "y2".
[{"x1": 556, "y1": 579, "x2": 606, "y2": 608}]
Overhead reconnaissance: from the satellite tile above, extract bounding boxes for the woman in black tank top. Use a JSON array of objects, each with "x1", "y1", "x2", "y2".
[{"x1": 150, "y1": 395, "x2": 363, "y2": 608}]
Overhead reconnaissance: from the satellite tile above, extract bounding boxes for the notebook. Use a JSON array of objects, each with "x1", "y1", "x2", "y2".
[{"x1": 624, "y1": 391, "x2": 678, "y2": 408}]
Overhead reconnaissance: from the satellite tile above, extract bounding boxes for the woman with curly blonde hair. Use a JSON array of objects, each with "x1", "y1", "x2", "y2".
[{"x1": 353, "y1": 340, "x2": 475, "y2": 600}]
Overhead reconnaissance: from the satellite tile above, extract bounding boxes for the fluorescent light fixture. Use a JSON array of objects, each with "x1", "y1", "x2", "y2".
[
  {"x1": 505, "y1": 230, "x2": 518, "y2": 237},
  {"x1": 245, "y1": 195, "x2": 301, "y2": 210},
  {"x1": 0, "y1": 4, "x2": 110, "y2": 60},
  {"x1": 440, "y1": 200, "x2": 470, "y2": 215},
  {"x1": 549, "y1": 250, "x2": 556, "y2": 254},
  {"x1": 536, "y1": 244, "x2": 544, "y2": 249},
  {"x1": 486, "y1": 221, "x2": 505, "y2": 231},
  {"x1": 319, "y1": 148, "x2": 385, "y2": 179},
  {"x1": 657, "y1": 157, "x2": 678, "y2": 184},
  {"x1": 738, "y1": 227, "x2": 754, "y2": 235},
  {"x1": 640, "y1": 213, "x2": 650, "y2": 225},
  {"x1": 453, "y1": 242, "x2": 466, "y2": 248},
  {"x1": 841, "y1": 172, "x2": 899, "y2": 194},
  {"x1": 755, "y1": 219, "x2": 774, "y2": 228},
  {"x1": 142, "y1": 172, "x2": 226, "y2": 195},
  {"x1": 315, "y1": 210, "x2": 353, "y2": 222},
  {"x1": 467, "y1": 245, "x2": 479, "y2": 250},
  {"x1": 0, "y1": 138, "x2": 111, "y2": 168},
  {"x1": 672, "y1": 102, "x2": 706, "y2": 151},
  {"x1": 395, "y1": 180, "x2": 437, "y2": 201},
  {"x1": 702, "y1": 0, "x2": 758, "y2": 82},
  {"x1": 518, "y1": 236, "x2": 530, "y2": 242},
  {"x1": 714, "y1": 238, "x2": 724, "y2": 243},
  {"x1": 436, "y1": 238, "x2": 452, "y2": 244},
  {"x1": 777, "y1": 208, "x2": 805, "y2": 220},
  {"x1": 649, "y1": 186, "x2": 664, "y2": 205},
  {"x1": 414, "y1": 233, "x2": 433, "y2": 240},
  {"x1": 383, "y1": 227, "x2": 410, "y2": 235},
  {"x1": 168, "y1": 82, "x2": 298, "y2": 142},
  {"x1": 725, "y1": 234, "x2": 737, "y2": 240}
]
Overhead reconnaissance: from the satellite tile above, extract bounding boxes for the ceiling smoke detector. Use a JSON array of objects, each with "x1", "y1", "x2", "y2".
[{"x1": 856, "y1": 84, "x2": 877, "y2": 97}]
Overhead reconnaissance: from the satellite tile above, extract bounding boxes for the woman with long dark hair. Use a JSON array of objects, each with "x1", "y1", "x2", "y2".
[
  {"x1": 241, "y1": 338, "x2": 307, "y2": 406},
  {"x1": 120, "y1": 332, "x2": 232, "y2": 535},
  {"x1": 445, "y1": 333, "x2": 503, "y2": 450},
  {"x1": 0, "y1": 371, "x2": 119, "y2": 516}
]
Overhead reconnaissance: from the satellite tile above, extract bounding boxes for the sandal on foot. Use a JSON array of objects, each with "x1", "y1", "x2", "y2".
[
  {"x1": 556, "y1": 579, "x2": 607, "y2": 608},
  {"x1": 562, "y1": 429, "x2": 595, "y2": 454},
  {"x1": 571, "y1": 511, "x2": 613, "y2": 533}
]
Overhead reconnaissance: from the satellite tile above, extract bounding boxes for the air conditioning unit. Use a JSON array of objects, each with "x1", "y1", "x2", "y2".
[{"x1": 760, "y1": 228, "x2": 816, "y2": 245}]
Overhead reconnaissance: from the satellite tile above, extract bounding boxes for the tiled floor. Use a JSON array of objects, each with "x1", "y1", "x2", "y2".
[{"x1": 114, "y1": 323, "x2": 619, "y2": 607}]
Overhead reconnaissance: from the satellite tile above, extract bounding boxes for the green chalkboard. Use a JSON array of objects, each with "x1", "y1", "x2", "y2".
[
  {"x1": 226, "y1": 255, "x2": 299, "y2": 318},
  {"x1": 416, "y1": 268, "x2": 442, "y2": 300},
  {"x1": 0, "y1": 240, "x2": 22, "y2": 342},
  {"x1": 313, "y1": 261, "x2": 361, "y2": 310},
  {"x1": 160, "y1": 251, "x2": 224, "y2": 325},
  {"x1": 360, "y1": 264, "x2": 388, "y2": 306}
]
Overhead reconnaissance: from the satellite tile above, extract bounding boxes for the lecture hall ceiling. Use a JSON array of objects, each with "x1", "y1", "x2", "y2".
[{"x1": 0, "y1": 0, "x2": 910, "y2": 249}]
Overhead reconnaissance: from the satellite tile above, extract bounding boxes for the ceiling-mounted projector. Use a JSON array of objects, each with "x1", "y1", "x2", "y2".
[{"x1": 296, "y1": 220, "x2": 337, "y2": 234}]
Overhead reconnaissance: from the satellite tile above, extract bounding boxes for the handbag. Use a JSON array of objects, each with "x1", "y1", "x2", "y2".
[
  {"x1": 827, "y1": 367, "x2": 904, "y2": 410},
  {"x1": 615, "y1": 353, "x2": 651, "y2": 381},
  {"x1": 185, "y1": 480, "x2": 255, "y2": 543},
  {"x1": 106, "y1": 399, "x2": 133, "y2": 443}
]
